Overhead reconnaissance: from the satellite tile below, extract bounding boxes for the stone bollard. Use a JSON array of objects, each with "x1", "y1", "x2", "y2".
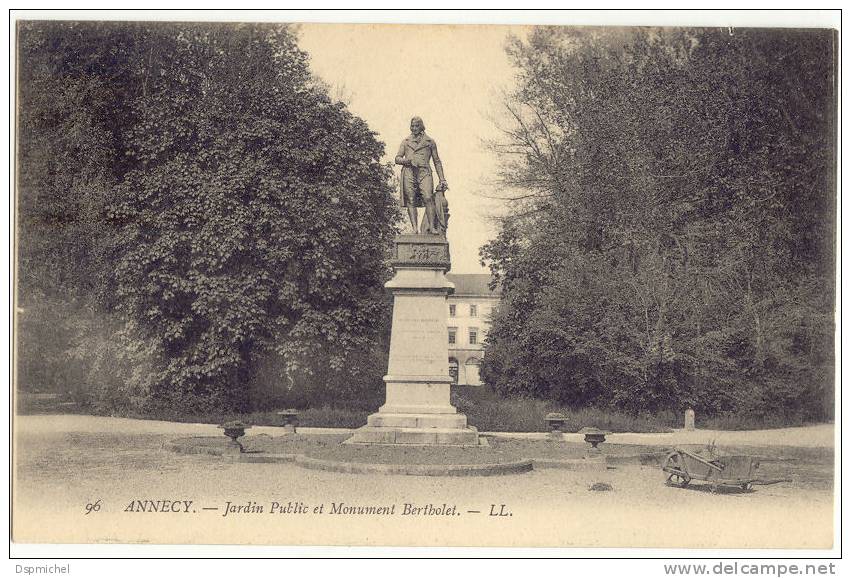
[
  {"x1": 219, "y1": 421, "x2": 250, "y2": 453},
  {"x1": 684, "y1": 408, "x2": 695, "y2": 431},
  {"x1": 545, "y1": 413, "x2": 567, "y2": 441},
  {"x1": 277, "y1": 409, "x2": 299, "y2": 434},
  {"x1": 579, "y1": 427, "x2": 609, "y2": 463}
]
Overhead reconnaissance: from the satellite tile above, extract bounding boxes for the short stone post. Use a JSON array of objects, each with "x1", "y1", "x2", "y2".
[
  {"x1": 545, "y1": 412, "x2": 567, "y2": 441},
  {"x1": 277, "y1": 409, "x2": 299, "y2": 434},
  {"x1": 219, "y1": 421, "x2": 250, "y2": 453},
  {"x1": 579, "y1": 427, "x2": 609, "y2": 463},
  {"x1": 684, "y1": 408, "x2": 695, "y2": 431}
]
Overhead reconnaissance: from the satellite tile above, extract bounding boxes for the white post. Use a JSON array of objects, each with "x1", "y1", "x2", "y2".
[{"x1": 684, "y1": 408, "x2": 695, "y2": 431}]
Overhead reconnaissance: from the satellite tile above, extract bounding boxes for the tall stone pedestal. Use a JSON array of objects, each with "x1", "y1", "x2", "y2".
[{"x1": 347, "y1": 234, "x2": 479, "y2": 446}]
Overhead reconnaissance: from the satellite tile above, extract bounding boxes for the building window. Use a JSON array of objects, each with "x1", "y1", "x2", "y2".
[
  {"x1": 449, "y1": 304, "x2": 456, "y2": 317},
  {"x1": 469, "y1": 328, "x2": 478, "y2": 345},
  {"x1": 470, "y1": 304, "x2": 478, "y2": 317},
  {"x1": 448, "y1": 327, "x2": 457, "y2": 345},
  {"x1": 448, "y1": 358, "x2": 459, "y2": 385}
]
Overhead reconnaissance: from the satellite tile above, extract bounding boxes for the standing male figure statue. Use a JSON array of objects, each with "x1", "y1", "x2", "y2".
[{"x1": 396, "y1": 116, "x2": 449, "y2": 235}]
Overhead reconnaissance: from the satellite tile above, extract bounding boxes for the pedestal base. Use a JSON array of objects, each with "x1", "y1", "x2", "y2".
[
  {"x1": 347, "y1": 407, "x2": 480, "y2": 446},
  {"x1": 368, "y1": 412, "x2": 466, "y2": 428},
  {"x1": 346, "y1": 420, "x2": 480, "y2": 446}
]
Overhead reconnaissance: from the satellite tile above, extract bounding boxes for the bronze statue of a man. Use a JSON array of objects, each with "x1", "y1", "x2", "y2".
[{"x1": 396, "y1": 116, "x2": 449, "y2": 235}]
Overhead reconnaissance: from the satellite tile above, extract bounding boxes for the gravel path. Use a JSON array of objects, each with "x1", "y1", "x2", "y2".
[{"x1": 12, "y1": 415, "x2": 836, "y2": 548}]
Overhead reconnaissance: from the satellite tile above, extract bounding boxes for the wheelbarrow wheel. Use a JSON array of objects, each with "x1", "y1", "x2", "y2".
[
  {"x1": 666, "y1": 473, "x2": 690, "y2": 488},
  {"x1": 663, "y1": 452, "x2": 690, "y2": 488}
]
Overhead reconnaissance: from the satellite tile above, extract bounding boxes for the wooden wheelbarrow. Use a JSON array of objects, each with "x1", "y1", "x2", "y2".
[{"x1": 662, "y1": 448, "x2": 790, "y2": 491}]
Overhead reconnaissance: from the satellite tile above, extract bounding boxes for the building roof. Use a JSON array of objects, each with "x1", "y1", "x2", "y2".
[{"x1": 446, "y1": 273, "x2": 501, "y2": 297}]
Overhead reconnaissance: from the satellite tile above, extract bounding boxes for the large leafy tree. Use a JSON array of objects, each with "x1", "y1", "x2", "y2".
[
  {"x1": 482, "y1": 27, "x2": 835, "y2": 420},
  {"x1": 17, "y1": 22, "x2": 398, "y2": 412},
  {"x1": 109, "y1": 23, "x2": 398, "y2": 412},
  {"x1": 16, "y1": 22, "x2": 147, "y2": 397},
  {"x1": 17, "y1": 22, "x2": 153, "y2": 304}
]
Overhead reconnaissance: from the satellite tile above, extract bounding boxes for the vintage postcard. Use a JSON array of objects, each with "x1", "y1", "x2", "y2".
[{"x1": 11, "y1": 11, "x2": 839, "y2": 554}]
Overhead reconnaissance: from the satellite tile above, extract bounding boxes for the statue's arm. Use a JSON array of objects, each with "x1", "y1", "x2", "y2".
[
  {"x1": 395, "y1": 141, "x2": 411, "y2": 166},
  {"x1": 431, "y1": 141, "x2": 447, "y2": 186}
]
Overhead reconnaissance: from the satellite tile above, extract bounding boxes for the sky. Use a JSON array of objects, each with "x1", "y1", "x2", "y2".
[{"x1": 297, "y1": 24, "x2": 528, "y2": 274}]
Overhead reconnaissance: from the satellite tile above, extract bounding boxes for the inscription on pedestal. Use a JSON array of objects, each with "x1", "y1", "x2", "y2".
[
  {"x1": 391, "y1": 235, "x2": 451, "y2": 269},
  {"x1": 401, "y1": 244, "x2": 448, "y2": 261},
  {"x1": 394, "y1": 353, "x2": 442, "y2": 365},
  {"x1": 388, "y1": 306, "x2": 447, "y2": 376}
]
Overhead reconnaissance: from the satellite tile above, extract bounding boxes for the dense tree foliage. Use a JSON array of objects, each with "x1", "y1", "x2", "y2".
[
  {"x1": 18, "y1": 22, "x2": 138, "y2": 305},
  {"x1": 481, "y1": 27, "x2": 836, "y2": 421},
  {"x1": 17, "y1": 22, "x2": 142, "y2": 405},
  {"x1": 17, "y1": 22, "x2": 398, "y2": 413}
]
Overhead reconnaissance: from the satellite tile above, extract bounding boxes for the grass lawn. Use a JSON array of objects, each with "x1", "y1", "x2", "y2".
[{"x1": 17, "y1": 385, "x2": 830, "y2": 433}]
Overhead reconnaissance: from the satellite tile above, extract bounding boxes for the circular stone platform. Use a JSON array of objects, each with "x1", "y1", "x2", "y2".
[
  {"x1": 164, "y1": 434, "x2": 668, "y2": 476},
  {"x1": 293, "y1": 455, "x2": 532, "y2": 476},
  {"x1": 165, "y1": 435, "x2": 534, "y2": 476}
]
